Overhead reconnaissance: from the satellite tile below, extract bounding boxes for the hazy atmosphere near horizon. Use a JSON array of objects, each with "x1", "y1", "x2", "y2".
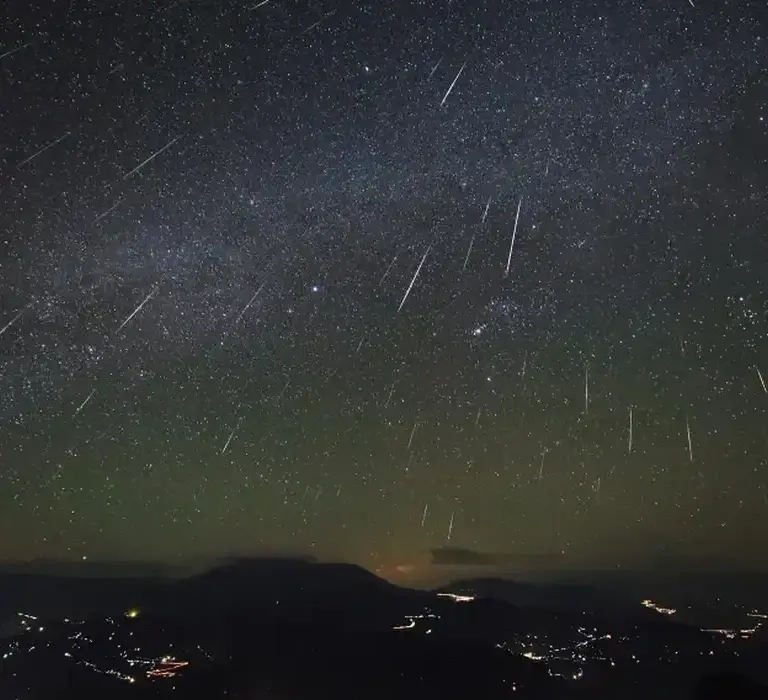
[{"x1": 1, "y1": 0, "x2": 766, "y2": 578}]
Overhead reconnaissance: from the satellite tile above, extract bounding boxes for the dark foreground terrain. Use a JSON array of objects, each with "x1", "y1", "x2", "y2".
[{"x1": 1, "y1": 558, "x2": 767, "y2": 699}]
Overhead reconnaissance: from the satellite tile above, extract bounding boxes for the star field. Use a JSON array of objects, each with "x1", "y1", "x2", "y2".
[{"x1": 0, "y1": 0, "x2": 766, "y2": 574}]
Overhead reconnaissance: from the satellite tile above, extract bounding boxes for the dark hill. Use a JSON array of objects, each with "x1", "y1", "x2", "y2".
[
  {"x1": 0, "y1": 572, "x2": 156, "y2": 621},
  {"x1": 188, "y1": 557, "x2": 393, "y2": 591},
  {"x1": 143, "y1": 557, "x2": 428, "y2": 624},
  {"x1": 438, "y1": 577, "x2": 662, "y2": 623}
]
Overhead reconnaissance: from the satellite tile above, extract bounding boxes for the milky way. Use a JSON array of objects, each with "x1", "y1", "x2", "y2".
[{"x1": 0, "y1": 0, "x2": 766, "y2": 575}]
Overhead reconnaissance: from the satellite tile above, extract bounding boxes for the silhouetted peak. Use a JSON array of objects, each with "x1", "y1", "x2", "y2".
[{"x1": 181, "y1": 557, "x2": 395, "y2": 602}]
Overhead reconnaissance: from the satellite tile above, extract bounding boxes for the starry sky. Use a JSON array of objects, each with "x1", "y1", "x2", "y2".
[{"x1": 0, "y1": 0, "x2": 766, "y2": 577}]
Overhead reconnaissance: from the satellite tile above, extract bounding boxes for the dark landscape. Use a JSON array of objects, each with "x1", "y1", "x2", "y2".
[{"x1": 2, "y1": 558, "x2": 767, "y2": 699}]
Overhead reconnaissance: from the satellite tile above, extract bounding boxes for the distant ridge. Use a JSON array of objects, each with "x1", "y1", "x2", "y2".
[
  {"x1": 0, "y1": 557, "x2": 406, "y2": 621},
  {"x1": 157, "y1": 557, "x2": 414, "y2": 616},
  {"x1": 437, "y1": 577, "x2": 665, "y2": 623}
]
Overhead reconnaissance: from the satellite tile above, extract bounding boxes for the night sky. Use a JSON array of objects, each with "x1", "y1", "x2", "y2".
[{"x1": 1, "y1": 0, "x2": 766, "y2": 577}]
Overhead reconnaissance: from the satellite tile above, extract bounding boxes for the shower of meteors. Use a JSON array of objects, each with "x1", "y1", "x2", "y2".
[
  {"x1": 462, "y1": 232, "x2": 475, "y2": 272},
  {"x1": 384, "y1": 382, "x2": 396, "y2": 409},
  {"x1": 221, "y1": 416, "x2": 244, "y2": 455},
  {"x1": 427, "y1": 57, "x2": 443, "y2": 80},
  {"x1": 407, "y1": 421, "x2": 418, "y2": 450},
  {"x1": 0, "y1": 308, "x2": 27, "y2": 338},
  {"x1": 378, "y1": 251, "x2": 400, "y2": 287},
  {"x1": 16, "y1": 131, "x2": 71, "y2": 167},
  {"x1": 504, "y1": 197, "x2": 523, "y2": 277},
  {"x1": 584, "y1": 364, "x2": 589, "y2": 414},
  {"x1": 115, "y1": 286, "x2": 159, "y2": 333},
  {"x1": 73, "y1": 389, "x2": 97, "y2": 417},
  {"x1": 440, "y1": 62, "x2": 466, "y2": 107},
  {"x1": 123, "y1": 136, "x2": 182, "y2": 180},
  {"x1": 0, "y1": 41, "x2": 33, "y2": 61},
  {"x1": 232, "y1": 278, "x2": 269, "y2": 327},
  {"x1": 463, "y1": 196, "x2": 492, "y2": 271},
  {"x1": 481, "y1": 196, "x2": 491, "y2": 226},
  {"x1": 0, "y1": 0, "x2": 762, "y2": 582},
  {"x1": 397, "y1": 246, "x2": 431, "y2": 313},
  {"x1": 757, "y1": 366, "x2": 767, "y2": 394}
]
